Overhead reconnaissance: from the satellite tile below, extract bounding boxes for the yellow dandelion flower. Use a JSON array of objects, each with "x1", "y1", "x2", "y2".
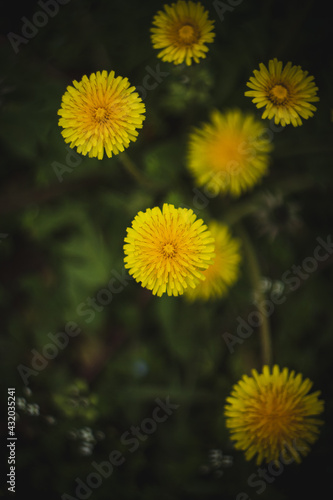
[
  {"x1": 245, "y1": 58, "x2": 319, "y2": 127},
  {"x1": 185, "y1": 221, "x2": 241, "y2": 301},
  {"x1": 187, "y1": 109, "x2": 273, "y2": 197},
  {"x1": 58, "y1": 70, "x2": 146, "y2": 160},
  {"x1": 150, "y1": 1, "x2": 215, "y2": 66},
  {"x1": 224, "y1": 365, "x2": 324, "y2": 465},
  {"x1": 123, "y1": 203, "x2": 215, "y2": 297}
]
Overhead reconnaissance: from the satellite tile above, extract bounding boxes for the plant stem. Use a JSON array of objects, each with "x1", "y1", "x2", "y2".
[
  {"x1": 118, "y1": 151, "x2": 158, "y2": 190},
  {"x1": 237, "y1": 224, "x2": 273, "y2": 367}
]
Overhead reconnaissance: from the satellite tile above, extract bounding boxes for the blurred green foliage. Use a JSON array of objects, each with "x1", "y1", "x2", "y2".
[{"x1": 0, "y1": 0, "x2": 332, "y2": 498}]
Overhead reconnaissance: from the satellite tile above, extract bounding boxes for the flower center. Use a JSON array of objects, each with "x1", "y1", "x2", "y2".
[
  {"x1": 270, "y1": 84, "x2": 289, "y2": 103},
  {"x1": 94, "y1": 107, "x2": 109, "y2": 123},
  {"x1": 208, "y1": 132, "x2": 246, "y2": 173},
  {"x1": 178, "y1": 24, "x2": 197, "y2": 44},
  {"x1": 162, "y1": 243, "x2": 176, "y2": 257},
  {"x1": 255, "y1": 393, "x2": 298, "y2": 436}
]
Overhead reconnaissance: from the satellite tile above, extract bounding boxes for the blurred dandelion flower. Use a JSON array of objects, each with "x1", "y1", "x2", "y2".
[
  {"x1": 245, "y1": 58, "x2": 319, "y2": 126},
  {"x1": 124, "y1": 203, "x2": 215, "y2": 297},
  {"x1": 224, "y1": 365, "x2": 324, "y2": 465},
  {"x1": 150, "y1": 1, "x2": 215, "y2": 66},
  {"x1": 185, "y1": 221, "x2": 241, "y2": 301},
  {"x1": 187, "y1": 109, "x2": 272, "y2": 197},
  {"x1": 58, "y1": 70, "x2": 145, "y2": 160}
]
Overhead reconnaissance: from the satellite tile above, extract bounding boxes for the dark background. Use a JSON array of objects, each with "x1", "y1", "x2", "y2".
[{"x1": 1, "y1": 0, "x2": 332, "y2": 498}]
